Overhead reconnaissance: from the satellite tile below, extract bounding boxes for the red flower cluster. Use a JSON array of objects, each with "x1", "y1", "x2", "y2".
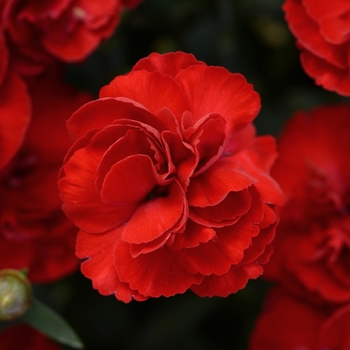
[
  {"x1": 1, "y1": 0, "x2": 143, "y2": 75},
  {"x1": 0, "y1": 0, "x2": 141, "y2": 285},
  {"x1": 250, "y1": 105, "x2": 350, "y2": 349},
  {"x1": 283, "y1": 0, "x2": 350, "y2": 95},
  {"x1": 0, "y1": 71, "x2": 92, "y2": 282},
  {"x1": 250, "y1": 288, "x2": 350, "y2": 350},
  {"x1": 58, "y1": 51, "x2": 283, "y2": 302}
]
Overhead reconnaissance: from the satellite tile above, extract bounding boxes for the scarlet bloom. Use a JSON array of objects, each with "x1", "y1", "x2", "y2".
[
  {"x1": 283, "y1": 0, "x2": 350, "y2": 96},
  {"x1": 0, "y1": 325, "x2": 60, "y2": 350},
  {"x1": 250, "y1": 288, "x2": 350, "y2": 350},
  {"x1": 0, "y1": 70, "x2": 92, "y2": 283},
  {"x1": 58, "y1": 51, "x2": 283, "y2": 302},
  {"x1": 265, "y1": 105, "x2": 350, "y2": 304},
  {"x1": 1, "y1": 0, "x2": 129, "y2": 75}
]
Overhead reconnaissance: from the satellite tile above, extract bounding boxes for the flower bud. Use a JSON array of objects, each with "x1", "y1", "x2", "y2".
[{"x1": 0, "y1": 269, "x2": 32, "y2": 320}]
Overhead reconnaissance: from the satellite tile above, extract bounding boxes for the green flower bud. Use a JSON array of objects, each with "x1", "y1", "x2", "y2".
[{"x1": 0, "y1": 269, "x2": 32, "y2": 320}]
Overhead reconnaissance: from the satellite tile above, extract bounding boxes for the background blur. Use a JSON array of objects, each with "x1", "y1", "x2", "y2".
[{"x1": 38, "y1": 0, "x2": 343, "y2": 349}]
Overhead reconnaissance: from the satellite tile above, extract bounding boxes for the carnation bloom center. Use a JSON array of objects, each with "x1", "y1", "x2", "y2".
[{"x1": 147, "y1": 185, "x2": 170, "y2": 200}]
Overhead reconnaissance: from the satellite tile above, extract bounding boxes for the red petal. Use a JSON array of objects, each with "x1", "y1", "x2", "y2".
[
  {"x1": 185, "y1": 113, "x2": 226, "y2": 176},
  {"x1": 302, "y1": 0, "x2": 350, "y2": 43},
  {"x1": 101, "y1": 154, "x2": 167, "y2": 205},
  {"x1": 191, "y1": 261, "x2": 263, "y2": 297},
  {"x1": 114, "y1": 240, "x2": 204, "y2": 297},
  {"x1": 187, "y1": 156, "x2": 255, "y2": 207},
  {"x1": 67, "y1": 98, "x2": 159, "y2": 140},
  {"x1": 241, "y1": 218, "x2": 277, "y2": 265},
  {"x1": 237, "y1": 150, "x2": 284, "y2": 205},
  {"x1": 132, "y1": 51, "x2": 204, "y2": 78},
  {"x1": 170, "y1": 220, "x2": 216, "y2": 250},
  {"x1": 43, "y1": 23, "x2": 101, "y2": 61},
  {"x1": 161, "y1": 129, "x2": 196, "y2": 190},
  {"x1": 129, "y1": 232, "x2": 171, "y2": 257},
  {"x1": 77, "y1": 229, "x2": 146, "y2": 302},
  {"x1": 174, "y1": 215, "x2": 255, "y2": 276},
  {"x1": 283, "y1": 0, "x2": 348, "y2": 68},
  {"x1": 100, "y1": 70, "x2": 189, "y2": 121},
  {"x1": 96, "y1": 126, "x2": 165, "y2": 191},
  {"x1": 59, "y1": 146, "x2": 136, "y2": 233},
  {"x1": 189, "y1": 189, "x2": 252, "y2": 228},
  {"x1": 122, "y1": 180, "x2": 187, "y2": 244},
  {"x1": 176, "y1": 65, "x2": 260, "y2": 133},
  {"x1": 300, "y1": 50, "x2": 350, "y2": 96}
]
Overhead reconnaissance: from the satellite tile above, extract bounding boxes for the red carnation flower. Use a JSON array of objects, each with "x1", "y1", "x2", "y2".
[
  {"x1": 265, "y1": 105, "x2": 350, "y2": 304},
  {"x1": 1, "y1": 0, "x2": 124, "y2": 75},
  {"x1": 0, "y1": 325, "x2": 60, "y2": 350},
  {"x1": 250, "y1": 288, "x2": 350, "y2": 350},
  {"x1": 0, "y1": 70, "x2": 92, "y2": 283},
  {"x1": 283, "y1": 0, "x2": 350, "y2": 96},
  {"x1": 0, "y1": 30, "x2": 30, "y2": 168},
  {"x1": 58, "y1": 51, "x2": 283, "y2": 302}
]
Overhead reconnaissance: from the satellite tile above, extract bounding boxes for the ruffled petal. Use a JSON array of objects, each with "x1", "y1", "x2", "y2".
[
  {"x1": 114, "y1": 240, "x2": 204, "y2": 297},
  {"x1": 187, "y1": 156, "x2": 256, "y2": 207},
  {"x1": 67, "y1": 98, "x2": 159, "y2": 140},
  {"x1": 122, "y1": 180, "x2": 187, "y2": 244},
  {"x1": 300, "y1": 50, "x2": 350, "y2": 96},
  {"x1": 101, "y1": 154, "x2": 168, "y2": 205},
  {"x1": 59, "y1": 145, "x2": 134, "y2": 233},
  {"x1": 132, "y1": 51, "x2": 204, "y2": 78},
  {"x1": 174, "y1": 214, "x2": 255, "y2": 276},
  {"x1": 191, "y1": 261, "x2": 263, "y2": 297},
  {"x1": 77, "y1": 229, "x2": 146, "y2": 302},
  {"x1": 170, "y1": 220, "x2": 216, "y2": 250},
  {"x1": 176, "y1": 65, "x2": 260, "y2": 133},
  {"x1": 100, "y1": 70, "x2": 190, "y2": 121}
]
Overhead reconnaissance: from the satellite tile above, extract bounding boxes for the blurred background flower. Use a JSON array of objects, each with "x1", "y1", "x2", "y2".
[{"x1": 1, "y1": 0, "x2": 349, "y2": 349}]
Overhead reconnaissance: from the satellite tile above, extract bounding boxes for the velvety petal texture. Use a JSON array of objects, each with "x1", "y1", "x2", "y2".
[
  {"x1": 283, "y1": 0, "x2": 350, "y2": 96},
  {"x1": 59, "y1": 51, "x2": 283, "y2": 302},
  {"x1": 265, "y1": 105, "x2": 350, "y2": 305}
]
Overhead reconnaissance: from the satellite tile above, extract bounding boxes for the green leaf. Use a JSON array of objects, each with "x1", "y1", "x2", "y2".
[{"x1": 21, "y1": 297, "x2": 84, "y2": 349}]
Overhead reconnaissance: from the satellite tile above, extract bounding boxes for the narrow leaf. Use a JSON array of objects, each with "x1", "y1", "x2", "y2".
[{"x1": 21, "y1": 297, "x2": 84, "y2": 349}]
